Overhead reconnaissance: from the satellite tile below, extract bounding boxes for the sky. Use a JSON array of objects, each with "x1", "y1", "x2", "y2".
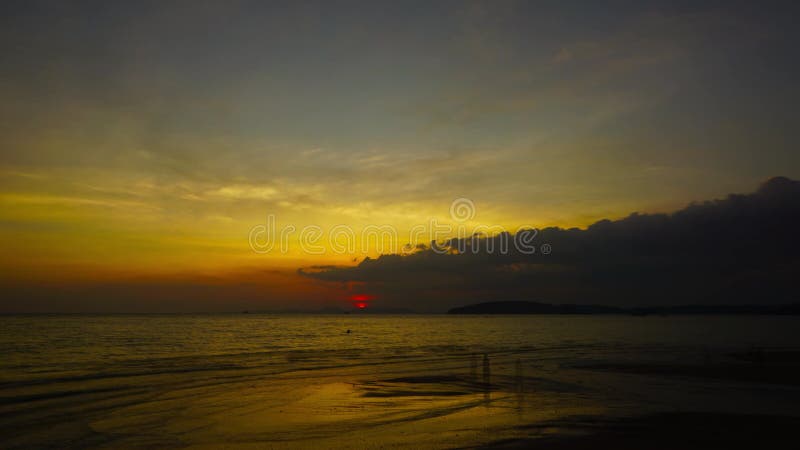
[{"x1": 1, "y1": 1, "x2": 799, "y2": 312}]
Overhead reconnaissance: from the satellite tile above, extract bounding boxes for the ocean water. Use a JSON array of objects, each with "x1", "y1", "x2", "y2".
[{"x1": 2, "y1": 314, "x2": 800, "y2": 448}]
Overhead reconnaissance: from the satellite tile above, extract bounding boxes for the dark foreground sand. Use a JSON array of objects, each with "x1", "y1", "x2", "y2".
[
  {"x1": 477, "y1": 412, "x2": 800, "y2": 449},
  {"x1": 4, "y1": 348, "x2": 800, "y2": 448},
  {"x1": 488, "y1": 353, "x2": 800, "y2": 449}
]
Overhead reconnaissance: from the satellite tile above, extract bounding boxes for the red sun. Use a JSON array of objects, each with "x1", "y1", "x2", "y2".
[{"x1": 350, "y1": 294, "x2": 375, "y2": 310}]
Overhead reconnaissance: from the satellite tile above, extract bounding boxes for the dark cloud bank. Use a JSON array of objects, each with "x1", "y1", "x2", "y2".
[{"x1": 301, "y1": 177, "x2": 800, "y2": 312}]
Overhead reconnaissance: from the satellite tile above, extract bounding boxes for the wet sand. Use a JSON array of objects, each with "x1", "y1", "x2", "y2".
[
  {"x1": 476, "y1": 412, "x2": 800, "y2": 449},
  {"x1": 576, "y1": 362, "x2": 800, "y2": 386},
  {"x1": 5, "y1": 350, "x2": 800, "y2": 448}
]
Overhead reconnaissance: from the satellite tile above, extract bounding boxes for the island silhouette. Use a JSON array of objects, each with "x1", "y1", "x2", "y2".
[{"x1": 448, "y1": 300, "x2": 800, "y2": 315}]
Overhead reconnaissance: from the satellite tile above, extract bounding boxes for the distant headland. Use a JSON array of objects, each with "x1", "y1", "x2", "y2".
[{"x1": 447, "y1": 301, "x2": 800, "y2": 315}]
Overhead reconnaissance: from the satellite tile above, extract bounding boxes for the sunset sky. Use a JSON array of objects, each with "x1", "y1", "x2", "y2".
[{"x1": 1, "y1": 1, "x2": 799, "y2": 312}]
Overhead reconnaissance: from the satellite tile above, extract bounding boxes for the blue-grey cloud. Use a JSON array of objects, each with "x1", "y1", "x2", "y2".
[{"x1": 301, "y1": 177, "x2": 800, "y2": 311}]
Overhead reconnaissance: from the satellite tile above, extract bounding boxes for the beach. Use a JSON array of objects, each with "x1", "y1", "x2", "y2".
[{"x1": 2, "y1": 314, "x2": 799, "y2": 448}]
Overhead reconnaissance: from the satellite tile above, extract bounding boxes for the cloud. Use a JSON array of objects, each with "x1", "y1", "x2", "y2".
[
  {"x1": 0, "y1": 266, "x2": 339, "y2": 313},
  {"x1": 207, "y1": 184, "x2": 279, "y2": 200},
  {"x1": 300, "y1": 177, "x2": 800, "y2": 311}
]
